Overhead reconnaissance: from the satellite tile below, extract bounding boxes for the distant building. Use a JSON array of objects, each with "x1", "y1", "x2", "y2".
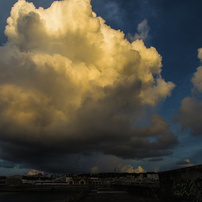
[
  {"x1": 147, "y1": 173, "x2": 159, "y2": 180},
  {"x1": 0, "y1": 179, "x2": 7, "y2": 185},
  {"x1": 34, "y1": 177, "x2": 102, "y2": 186},
  {"x1": 68, "y1": 178, "x2": 102, "y2": 185},
  {"x1": 66, "y1": 177, "x2": 72, "y2": 183},
  {"x1": 13, "y1": 174, "x2": 22, "y2": 179},
  {"x1": 0, "y1": 177, "x2": 22, "y2": 186}
]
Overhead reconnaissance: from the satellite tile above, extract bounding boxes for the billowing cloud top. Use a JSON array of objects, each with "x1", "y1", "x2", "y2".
[{"x1": 0, "y1": 0, "x2": 176, "y2": 173}]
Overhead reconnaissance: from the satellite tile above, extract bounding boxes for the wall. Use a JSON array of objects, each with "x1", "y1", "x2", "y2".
[
  {"x1": 158, "y1": 164, "x2": 202, "y2": 202},
  {"x1": 119, "y1": 184, "x2": 159, "y2": 199}
]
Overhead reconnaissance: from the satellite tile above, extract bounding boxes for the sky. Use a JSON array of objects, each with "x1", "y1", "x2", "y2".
[{"x1": 0, "y1": 0, "x2": 202, "y2": 176}]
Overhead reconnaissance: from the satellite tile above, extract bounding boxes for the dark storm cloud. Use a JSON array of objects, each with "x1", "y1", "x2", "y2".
[
  {"x1": 0, "y1": 115, "x2": 178, "y2": 173},
  {"x1": 148, "y1": 157, "x2": 164, "y2": 162}
]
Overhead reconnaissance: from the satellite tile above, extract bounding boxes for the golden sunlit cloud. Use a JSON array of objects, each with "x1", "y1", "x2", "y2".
[
  {"x1": 120, "y1": 165, "x2": 146, "y2": 173},
  {"x1": 91, "y1": 166, "x2": 99, "y2": 174},
  {"x1": 0, "y1": 0, "x2": 177, "y2": 171},
  {"x1": 28, "y1": 169, "x2": 44, "y2": 176}
]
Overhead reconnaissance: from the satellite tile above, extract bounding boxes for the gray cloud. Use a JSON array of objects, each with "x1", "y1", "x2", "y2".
[
  {"x1": 176, "y1": 97, "x2": 202, "y2": 136},
  {"x1": 128, "y1": 19, "x2": 150, "y2": 42},
  {"x1": 176, "y1": 159, "x2": 195, "y2": 168},
  {"x1": 175, "y1": 48, "x2": 202, "y2": 136}
]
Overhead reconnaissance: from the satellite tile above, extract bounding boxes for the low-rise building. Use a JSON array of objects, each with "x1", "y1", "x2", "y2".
[{"x1": 68, "y1": 178, "x2": 102, "y2": 185}]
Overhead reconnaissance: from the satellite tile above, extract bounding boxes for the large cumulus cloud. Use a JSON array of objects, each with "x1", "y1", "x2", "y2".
[
  {"x1": 176, "y1": 48, "x2": 202, "y2": 136},
  {"x1": 0, "y1": 0, "x2": 176, "y2": 173}
]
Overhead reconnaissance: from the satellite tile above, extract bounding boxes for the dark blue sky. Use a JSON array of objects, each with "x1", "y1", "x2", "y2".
[
  {"x1": 0, "y1": 0, "x2": 202, "y2": 175},
  {"x1": 88, "y1": 0, "x2": 202, "y2": 171}
]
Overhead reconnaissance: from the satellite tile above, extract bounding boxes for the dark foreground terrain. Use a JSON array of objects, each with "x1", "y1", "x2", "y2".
[{"x1": 79, "y1": 187, "x2": 162, "y2": 202}]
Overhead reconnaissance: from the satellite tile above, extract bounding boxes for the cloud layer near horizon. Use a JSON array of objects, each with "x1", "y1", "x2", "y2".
[{"x1": 0, "y1": 0, "x2": 177, "y2": 173}]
